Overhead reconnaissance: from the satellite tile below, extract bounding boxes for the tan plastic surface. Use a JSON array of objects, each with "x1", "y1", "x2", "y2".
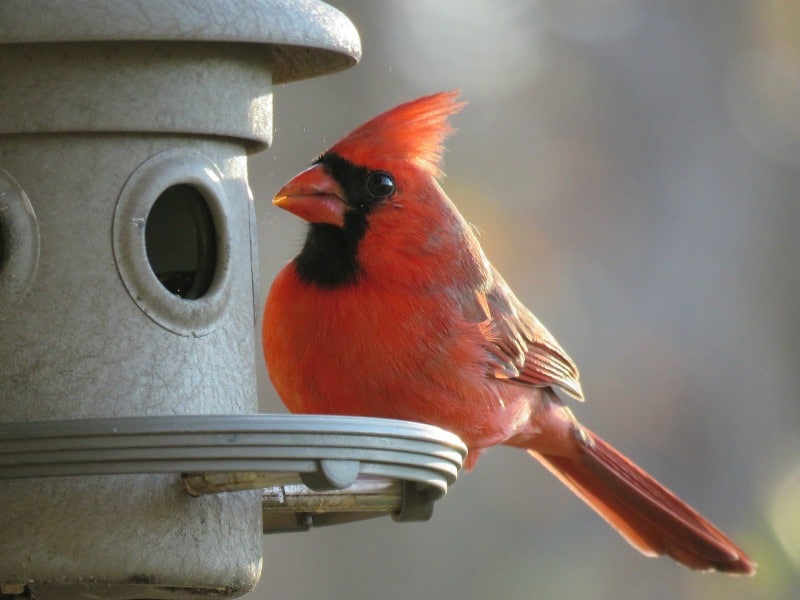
[{"x1": 0, "y1": 1, "x2": 360, "y2": 598}]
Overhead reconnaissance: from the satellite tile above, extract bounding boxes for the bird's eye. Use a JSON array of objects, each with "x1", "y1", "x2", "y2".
[{"x1": 365, "y1": 171, "x2": 396, "y2": 199}]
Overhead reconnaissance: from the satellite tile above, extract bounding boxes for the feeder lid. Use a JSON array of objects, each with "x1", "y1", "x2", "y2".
[{"x1": 0, "y1": 0, "x2": 361, "y2": 83}]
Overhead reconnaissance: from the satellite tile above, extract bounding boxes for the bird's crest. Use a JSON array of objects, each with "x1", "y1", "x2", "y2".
[{"x1": 328, "y1": 90, "x2": 466, "y2": 179}]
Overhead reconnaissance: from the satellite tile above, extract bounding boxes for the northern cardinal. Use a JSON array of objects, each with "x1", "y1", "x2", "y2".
[{"x1": 262, "y1": 91, "x2": 754, "y2": 574}]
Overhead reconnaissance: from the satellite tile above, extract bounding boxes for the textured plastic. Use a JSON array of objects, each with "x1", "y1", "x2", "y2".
[
  {"x1": 0, "y1": 415, "x2": 466, "y2": 492},
  {"x1": 0, "y1": 1, "x2": 361, "y2": 598},
  {"x1": 0, "y1": 167, "x2": 39, "y2": 313},
  {"x1": 0, "y1": 415, "x2": 468, "y2": 532},
  {"x1": 0, "y1": 1, "x2": 361, "y2": 148},
  {"x1": 112, "y1": 149, "x2": 236, "y2": 335},
  {"x1": 0, "y1": 0, "x2": 361, "y2": 85}
]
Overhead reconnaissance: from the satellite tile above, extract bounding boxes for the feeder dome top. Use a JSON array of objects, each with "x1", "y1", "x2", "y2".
[{"x1": 0, "y1": 0, "x2": 361, "y2": 83}]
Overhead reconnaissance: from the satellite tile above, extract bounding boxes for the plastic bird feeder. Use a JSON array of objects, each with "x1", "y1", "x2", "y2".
[{"x1": 0, "y1": 2, "x2": 468, "y2": 599}]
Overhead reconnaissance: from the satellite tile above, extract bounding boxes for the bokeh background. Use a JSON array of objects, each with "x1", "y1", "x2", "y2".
[{"x1": 249, "y1": 1, "x2": 800, "y2": 598}]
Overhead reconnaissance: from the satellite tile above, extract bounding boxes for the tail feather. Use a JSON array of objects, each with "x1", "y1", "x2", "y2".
[{"x1": 528, "y1": 427, "x2": 755, "y2": 574}]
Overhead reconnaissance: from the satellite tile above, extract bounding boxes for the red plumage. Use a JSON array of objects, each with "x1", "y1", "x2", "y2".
[{"x1": 262, "y1": 91, "x2": 754, "y2": 574}]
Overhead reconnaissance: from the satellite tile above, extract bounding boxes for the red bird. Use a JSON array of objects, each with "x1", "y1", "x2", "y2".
[{"x1": 262, "y1": 91, "x2": 754, "y2": 574}]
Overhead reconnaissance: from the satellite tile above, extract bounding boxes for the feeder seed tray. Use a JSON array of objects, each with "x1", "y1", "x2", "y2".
[{"x1": 0, "y1": 414, "x2": 468, "y2": 531}]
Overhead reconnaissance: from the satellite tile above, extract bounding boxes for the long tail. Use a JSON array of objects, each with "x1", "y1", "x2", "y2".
[{"x1": 527, "y1": 424, "x2": 754, "y2": 574}]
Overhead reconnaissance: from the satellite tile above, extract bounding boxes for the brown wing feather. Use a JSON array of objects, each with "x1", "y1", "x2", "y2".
[{"x1": 477, "y1": 267, "x2": 584, "y2": 400}]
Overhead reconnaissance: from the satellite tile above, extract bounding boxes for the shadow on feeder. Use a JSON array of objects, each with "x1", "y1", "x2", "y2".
[{"x1": 145, "y1": 184, "x2": 217, "y2": 300}]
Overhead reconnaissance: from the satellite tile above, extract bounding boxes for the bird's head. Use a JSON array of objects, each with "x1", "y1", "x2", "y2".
[{"x1": 272, "y1": 91, "x2": 474, "y2": 289}]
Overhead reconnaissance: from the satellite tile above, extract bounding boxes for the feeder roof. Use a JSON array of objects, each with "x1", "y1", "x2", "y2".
[{"x1": 0, "y1": 0, "x2": 361, "y2": 83}]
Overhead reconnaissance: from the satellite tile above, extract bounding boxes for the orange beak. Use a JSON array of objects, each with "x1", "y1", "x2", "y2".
[{"x1": 272, "y1": 164, "x2": 347, "y2": 227}]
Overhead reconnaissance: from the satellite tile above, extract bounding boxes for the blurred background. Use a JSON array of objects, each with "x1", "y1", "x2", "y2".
[{"x1": 249, "y1": 1, "x2": 800, "y2": 598}]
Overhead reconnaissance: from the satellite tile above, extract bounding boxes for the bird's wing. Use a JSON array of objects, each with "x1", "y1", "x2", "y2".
[{"x1": 473, "y1": 267, "x2": 584, "y2": 401}]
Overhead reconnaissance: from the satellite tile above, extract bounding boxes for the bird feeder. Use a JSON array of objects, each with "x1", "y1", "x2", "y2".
[{"x1": 0, "y1": 2, "x2": 466, "y2": 598}]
